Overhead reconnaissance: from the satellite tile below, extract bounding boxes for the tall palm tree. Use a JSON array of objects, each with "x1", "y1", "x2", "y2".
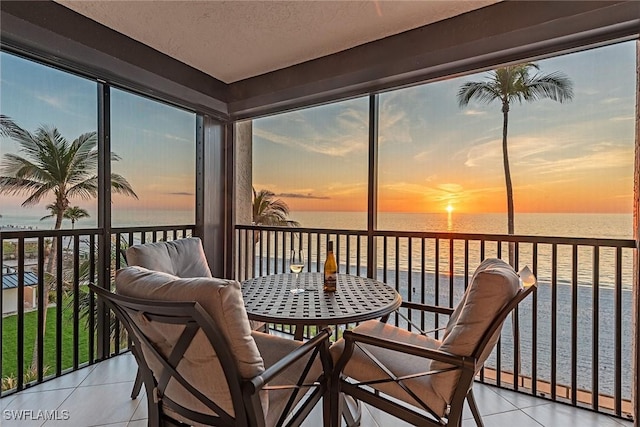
[
  {"x1": 0, "y1": 118, "x2": 138, "y2": 371},
  {"x1": 252, "y1": 187, "x2": 300, "y2": 227},
  {"x1": 457, "y1": 63, "x2": 573, "y2": 263}
]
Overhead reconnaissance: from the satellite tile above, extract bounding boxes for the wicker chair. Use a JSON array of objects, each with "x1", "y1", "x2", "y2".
[
  {"x1": 90, "y1": 267, "x2": 332, "y2": 427},
  {"x1": 329, "y1": 258, "x2": 537, "y2": 427}
]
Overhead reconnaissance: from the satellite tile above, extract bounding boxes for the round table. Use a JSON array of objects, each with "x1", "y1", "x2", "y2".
[{"x1": 241, "y1": 272, "x2": 402, "y2": 340}]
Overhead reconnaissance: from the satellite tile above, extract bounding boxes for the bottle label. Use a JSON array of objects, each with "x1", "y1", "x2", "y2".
[{"x1": 324, "y1": 274, "x2": 337, "y2": 292}]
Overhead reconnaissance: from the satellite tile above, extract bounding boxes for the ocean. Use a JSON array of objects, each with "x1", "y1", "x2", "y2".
[
  {"x1": 291, "y1": 211, "x2": 633, "y2": 239},
  {"x1": 3, "y1": 210, "x2": 635, "y2": 289},
  {"x1": 285, "y1": 212, "x2": 635, "y2": 289},
  {"x1": 2, "y1": 210, "x2": 632, "y2": 239},
  {"x1": 0, "y1": 209, "x2": 195, "y2": 230}
]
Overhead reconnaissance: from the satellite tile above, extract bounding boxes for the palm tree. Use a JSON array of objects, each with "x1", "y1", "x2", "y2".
[
  {"x1": 252, "y1": 188, "x2": 300, "y2": 244},
  {"x1": 41, "y1": 204, "x2": 90, "y2": 249},
  {"x1": 63, "y1": 206, "x2": 90, "y2": 229},
  {"x1": 252, "y1": 188, "x2": 300, "y2": 227},
  {"x1": 457, "y1": 63, "x2": 573, "y2": 263},
  {"x1": 0, "y1": 118, "x2": 138, "y2": 371}
]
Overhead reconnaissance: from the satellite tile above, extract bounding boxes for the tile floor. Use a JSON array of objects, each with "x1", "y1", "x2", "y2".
[{"x1": 0, "y1": 353, "x2": 634, "y2": 427}]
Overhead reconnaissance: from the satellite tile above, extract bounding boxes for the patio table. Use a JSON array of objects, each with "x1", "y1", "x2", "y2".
[{"x1": 241, "y1": 272, "x2": 402, "y2": 340}]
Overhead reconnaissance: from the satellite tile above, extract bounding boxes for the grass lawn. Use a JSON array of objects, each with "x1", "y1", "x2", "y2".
[
  {"x1": 2, "y1": 301, "x2": 92, "y2": 380},
  {"x1": 3, "y1": 241, "x2": 39, "y2": 259}
]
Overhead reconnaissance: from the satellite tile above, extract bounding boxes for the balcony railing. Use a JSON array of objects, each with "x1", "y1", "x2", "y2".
[
  {"x1": 235, "y1": 224, "x2": 637, "y2": 421},
  {"x1": 2, "y1": 223, "x2": 635, "y2": 422},
  {"x1": 0, "y1": 225, "x2": 194, "y2": 397}
]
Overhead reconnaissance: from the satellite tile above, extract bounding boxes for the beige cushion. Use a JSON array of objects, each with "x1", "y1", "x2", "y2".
[
  {"x1": 115, "y1": 266, "x2": 265, "y2": 424},
  {"x1": 253, "y1": 331, "x2": 325, "y2": 427},
  {"x1": 126, "y1": 237, "x2": 212, "y2": 278},
  {"x1": 125, "y1": 238, "x2": 265, "y2": 331},
  {"x1": 330, "y1": 320, "x2": 443, "y2": 415},
  {"x1": 430, "y1": 258, "x2": 520, "y2": 408},
  {"x1": 331, "y1": 258, "x2": 521, "y2": 418}
]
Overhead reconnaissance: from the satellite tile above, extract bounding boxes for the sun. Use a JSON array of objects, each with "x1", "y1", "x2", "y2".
[{"x1": 446, "y1": 204, "x2": 454, "y2": 213}]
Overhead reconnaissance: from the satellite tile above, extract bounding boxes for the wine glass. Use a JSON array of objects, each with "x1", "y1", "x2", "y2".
[{"x1": 289, "y1": 248, "x2": 305, "y2": 294}]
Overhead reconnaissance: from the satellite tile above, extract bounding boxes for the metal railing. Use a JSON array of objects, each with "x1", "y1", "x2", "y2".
[
  {"x1": 2, "y1": 222, "x2": 635, "y2": 421},
  {"x1": 0, "y1": 225, "x2": 194, "y2": 396},
  {"x1": 235, "y1": 224, "x2": 636, "y2": 420}
]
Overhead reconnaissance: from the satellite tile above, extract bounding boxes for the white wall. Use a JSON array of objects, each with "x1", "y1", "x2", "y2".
[{"x1": 2, "y1": 288, "x2": 18, "y2": 315}]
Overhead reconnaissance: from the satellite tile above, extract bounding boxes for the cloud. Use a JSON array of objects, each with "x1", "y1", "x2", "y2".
[
  {"x1": 381, "y1": 180, "x2": 504, "y2": 206},
  {"x1": 464, "y1": 139, "x2": 501, "y2": 167},
  {"x1": 413, "y1": 149, "x2": 433, "y2": 161},
  {"x1": 462, "y1": 109, "x2": 487, "y2": 116},
  {"x1": 35, "y1": 94, "x2": 64, "y2": 108},
  {"x1": 464, "y1": 133, "x2": 583, "y2": 168},
  {"x1": 464, "y1": 133, "x2": 633, "y2": 179},
  {"x1": 437, "y1": 183, "x2": 464, "y2": 193},
  {"x1": 378, "y1": 95, "x2": 416, "y2": 146},
  {"x1": 253, "y1": 128, "x2": 297, "y2": 148},
  {"x1": 532, "y1": 143, "x2": 633, "y2": 175},
  {"x1": 577, "y1": 87, "x2": 599, "y2": 96},
  {"x1": 610, "y1": 116, "x2": 634, "y2": 122},
  {"x1": 254, "y1": 117, "x2": 367, "y2": 157},
  {"x1": 278, "y1": 193, "x2": 330, "y2": 200},
  {"x1": 163, "y1": 132, "x2": 192, "y2": 143},
  {"x1": 165, "y1": 192, "x2": 193, "y2": 196},
  {"x1": 135, "y1": 128, "x2": 191, "y2": 144}
]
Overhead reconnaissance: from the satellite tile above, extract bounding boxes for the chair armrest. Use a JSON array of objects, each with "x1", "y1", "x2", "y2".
[
  {"x1": 246, "y1": 327, "x2": 332, "y2": 393},
  {"x1": 394, "y1": 302, "x2": 453, "y2": 335},
  {"x1": 401, "y1": 301, "x2": 455, "y2": 316},
  {"x1": 421, "y1": 326, "x2": 447, "y2": 335},
  {"x1": 342, "y1": 328, "x2": 475, "y2": 372}
]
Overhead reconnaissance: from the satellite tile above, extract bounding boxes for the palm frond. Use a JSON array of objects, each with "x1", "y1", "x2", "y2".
[
  {"x1": 110, "y1": 174, "x2": 138, "y2": 199},
  {"x1": 1, "y1": 153, "x2": 48, "y2": 181},
  {"x1": 0, "y1": 115, "x2": 23, "y2": 137},
  {"x1": 522, "y1": 71, "x2": 574, "y2": 103},
  {"x1": 458, "y1": 62, "x2": 573, "y2": 108},
  {"x1": 252, "y1": 187, "x2": 297, "y2": 227},
  {"x1": 66, "y1": 179, "x2": 99, "y2": 200},
  {"x1": 40, "y1": 203, "x2": 60, "y2": 221},
  {"x1": 0, "y1": 176, "x2": 46, "y2": 197},
  {"x1": 21, "y1": 184, "x2": 56, "y2": 207},
  {"x1": 457, "y1": 82, "x2": 501, "y2": 107},
  {"x1": 0, "y1": 118, "x2": 39, "y2": 154}
]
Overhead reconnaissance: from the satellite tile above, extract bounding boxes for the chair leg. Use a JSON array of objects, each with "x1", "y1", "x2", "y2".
[
  {"x1": 323, "y1": 386, "x2": 331, "y2": 427},
  {"x1": 329, "y1": 376, "x2": 343, "y2": 427},
  {"x1": 131, "y1": 368, "x2": 143, "y2": 399},
  {"x1": 341, "y1": 394, "x2": 361, "y2": 427},
  {"x1": 466, "y1": 389, "x2": 484, "y2": 427}
]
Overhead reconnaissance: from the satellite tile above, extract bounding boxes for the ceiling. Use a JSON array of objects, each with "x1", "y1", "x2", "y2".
[{"x1": 55, "y1": 1, "x2": 499, "y2": 84}]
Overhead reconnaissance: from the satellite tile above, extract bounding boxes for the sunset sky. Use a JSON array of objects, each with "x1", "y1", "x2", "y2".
[
  {"x1": 0, "y1": 52, "x2": 196, "y2": 225},
  {"x1": 0, "y1": 40, "x2": 636, "y2": 224},
  {"x1": 253, "y1": 40, "x2": 636, "y2": 214}
]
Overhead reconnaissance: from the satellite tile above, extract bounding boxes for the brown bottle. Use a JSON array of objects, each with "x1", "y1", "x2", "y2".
[{"x1": 323, "y1": 241, "x2": 337, "y2": 292}]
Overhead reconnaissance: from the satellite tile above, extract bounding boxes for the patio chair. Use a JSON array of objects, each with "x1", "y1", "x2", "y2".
[
  {"x1": 90, "y1": 266, "x2": 332, "y2": 427},
  {"x1": 125, "y1": 237, "x2": 266, "y2": 398},
  {"x1": 329, "y1": 258, "x2": 537, "y2": 427}
]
